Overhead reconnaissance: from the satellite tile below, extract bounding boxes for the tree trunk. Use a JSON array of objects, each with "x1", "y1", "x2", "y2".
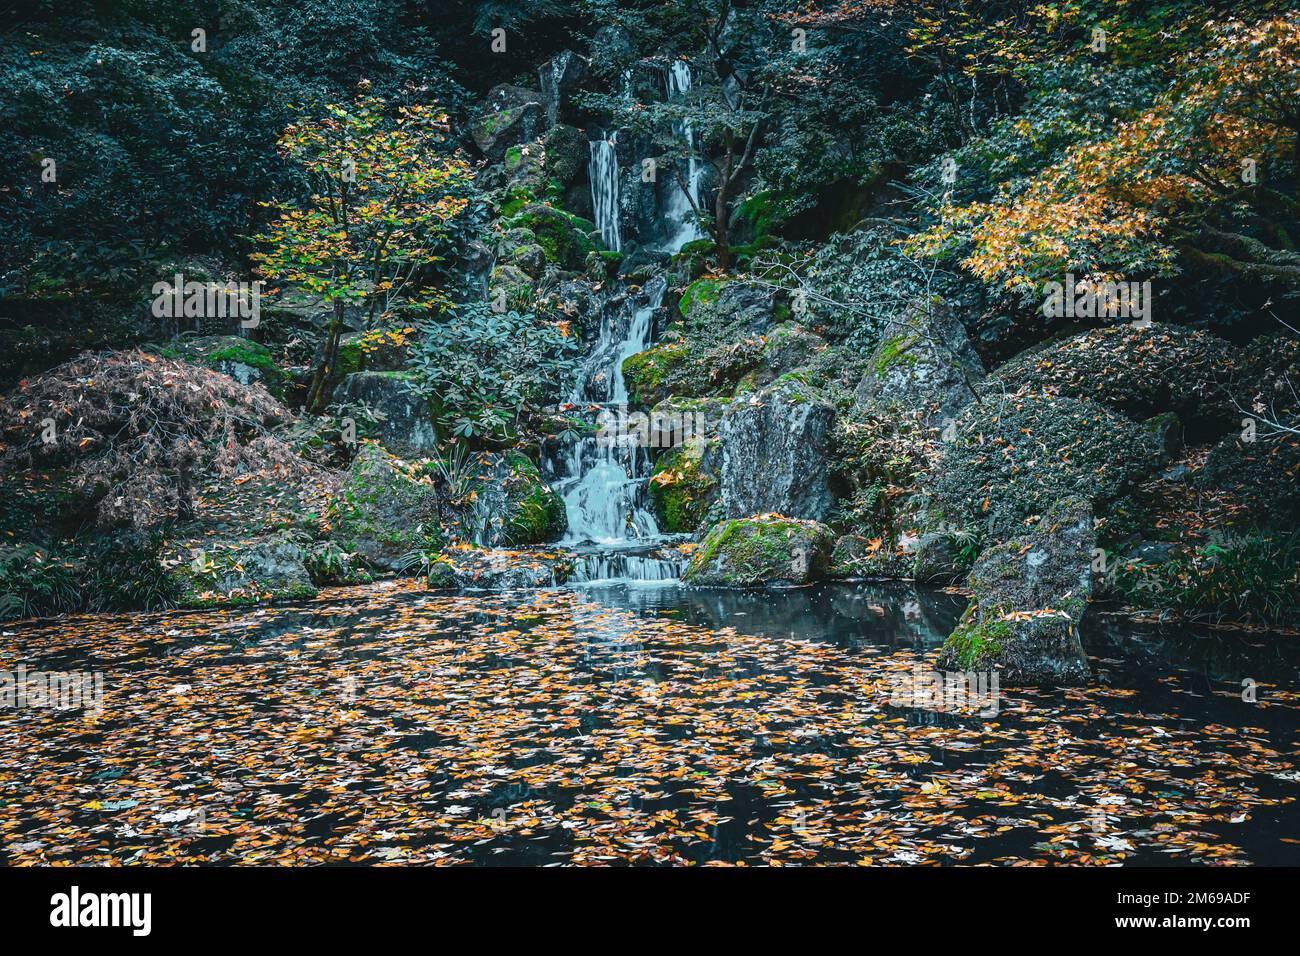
[{"x1": 305, "y1": 300, "x2": 347, "y2": 413}]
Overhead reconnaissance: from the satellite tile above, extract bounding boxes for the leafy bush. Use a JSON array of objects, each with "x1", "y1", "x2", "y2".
[
  {"x1": 1115, "y1": 532, "x2": 1300, "y2": 628},
  {"x1": 407, "y1": 303, "x2": 579, "y2": 442}
]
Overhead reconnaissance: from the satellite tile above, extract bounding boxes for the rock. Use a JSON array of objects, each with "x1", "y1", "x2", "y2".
[
  {"x1": 488, "y1": 263, "x2": 534, "y2": 312},
  {"x1": 911, "y1": 532, "x2": 966, "y2": 585},
  {"x1": 461, "y1": 452, "x2": 566, "y2": 547},
  {"x1": 718, "y1": 380, "x2": 838, "y2": 522},
  {"x1": 647, "y1": 399, "x2": 727, "y2": 533},
  {"x1": 935, "y1": 393, "x2": 1163, "y2": 540},
  {"x1": 436, "y1": 546, "x2": 574, "y2": 589},
  {"x1": 170, "y1": 534, "x2": 316, "y2": 607},
  {"x1": 680, "y1": 278, "x2": 779, "y2": 334},
  {"x1": 335, "y1": 327, "x2": 412, "y2": 377},
  {"x1": 471, "y1": 85, "x2": 544, "y2": 164},
  {"x1": 153, "y1": 335, "x2": 289, "y2": 396},
  {"x1": 1141, "y1": 411, "x2": 1183, "y2": 460},
  {"x1": 936, "y1": 496, "x2": 1094, "y2": 686},
  {"x1": 329, "y1": 443, "x2": 444, "y2": 573},
  {"x1": 543, "y1": 124, "x2": 587, "y2": 186},
  {"x1": 509, "y1": 242, "x2": 548, "y2": 279},
  {"x1": 332, "y1": 371, "x2": 439, "y2": 458},
  {"x1": 855, "y1": 309, "x2": 984, "y2": 425},
  {"x1": 735, "y1": 324, "x2": 827, "y2": 394},
  {"x1": 501, "y1": 203, "x2": 600, "y2": 270},
  {"x1": 685, "y1": 515, "x2": 834, "y2": 588},
  {"x1": 992, "y1": 323, "x2": 1236, "y2": 427},
  {"x1": 1195, "y1": 432, "x2": 1300, "y2": 529},
  {"x1": 537, "y1": 51, "x2": 589, "y2": 125}
]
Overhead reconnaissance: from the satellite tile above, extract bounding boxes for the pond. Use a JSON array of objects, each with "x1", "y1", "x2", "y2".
[{"x1": 0, "y1": 580, "x2": 1296, "y2": 865}]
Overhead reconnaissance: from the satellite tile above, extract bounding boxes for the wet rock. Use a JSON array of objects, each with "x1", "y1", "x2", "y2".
[
  {"x1": 471, "y1": 85, "x2": 544, "y2": 164},
  {"x1": 333, "y1": 371, "x2": 438, "y2": 458},
  {"x1": 435, "y1": 546, "x2": 574, "y2": 589},
  {"x1": 718, "y1": 380, "x2": 837, "y2": 522},
  {"x1": 936, "y1": 496, "x2": 1094, "y2": 687},
  {"x1": 329, "y1": 443, "x2": 443, "y2": 573},
  {"x1": 685, "y1": 515, "x2": 834, "y2": 588}
]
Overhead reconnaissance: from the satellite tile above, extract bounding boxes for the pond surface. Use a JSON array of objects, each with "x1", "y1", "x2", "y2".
[{"x1": 1, "y1": 580, "x2": 1297, "y2": 865}]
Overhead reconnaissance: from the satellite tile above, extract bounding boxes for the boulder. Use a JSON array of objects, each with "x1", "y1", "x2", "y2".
[
  {"x1": 471, "y1": 85, "x2": 545, "y2": 164},
  {"x1": 332, "y1": 371, "x2": 439, "y2": 458},
  {"x1": 936, "y1": 496, "x2": 1094, "y2": 686},
  {"x1": 855, "y1": 309, "x2": 984, "y2": 425},
  {"x1": 735, "y1": 324, "x2": 828, "y2": 394},
  {"x1": 329, "y1": 443, "x2": 444, "y2": 572},
  {"x1": 502, "y1": 203, "x2": 600, "y2": 270},
  {"x1": 538, "y1": 51, "x2": 589, "y2": 126},
  {"x1": 828, "y1": 533, "x2": 912, "y2": 579},
  {"x1": 680, "y1": 278, "x2": 779, "y2": 334},
  {"x1": 934, "y1": 393, "x2": 1163, "y2": 540},
  {"x1": 170, "y1": 534, "x2": 316, "y2": 607},
  {"x1": 647, "y1": 399, "x2": 727, "y2": 533},
  {"x1": 685, "y1": 515, "x2": 834, "y2": 588},
  {"x1": 589, "y1": 25, "x2": 634, "y2": 78},
  {"x1": 718, "y1": 380, "x2": 838, "y2": 522}
]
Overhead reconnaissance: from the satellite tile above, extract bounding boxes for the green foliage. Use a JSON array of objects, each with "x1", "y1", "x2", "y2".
[
  {"x1": 1115, "y1": 532, "x2": 1300, "y2": 628},
  {"x1": 408, "y1": 302, "x2": 579, "y2": 442}
]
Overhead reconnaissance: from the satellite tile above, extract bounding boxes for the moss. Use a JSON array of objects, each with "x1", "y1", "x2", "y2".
[
  {"x1": 941, "y1": 604, "x2": 1012, "y2": 669},
  {"x1": 649, "y1": 443, "x2": 716, "y2": 533},
  {"x1": 874, "y1": 333, "x2": 919, "y2": 377},
  {"x1": 503, "y1": 204, "x2": 600, "y2": 268},
  {"x1": 621, "y1": 341, "x2": 689, "y2": 408},
  {"x1": 501, "y1": 453, "x2": 566, "y2": 544},
  {"x1": 688, "y1": 515, "x2": 828, "y2": 586},
  {"x1": 679, "y1": 277, "x2": 725, "y2": 318},
  {"x1": 504, "y1": 145, "x2": 523, "y2": 167}
]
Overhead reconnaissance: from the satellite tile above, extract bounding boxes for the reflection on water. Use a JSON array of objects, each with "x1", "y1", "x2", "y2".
[{"x1": 0, "y1": 580, "x2": 1296, "y2": 866}]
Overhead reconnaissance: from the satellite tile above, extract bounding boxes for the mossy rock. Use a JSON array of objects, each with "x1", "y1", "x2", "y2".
[
  {"x1": 685, "y1": 515, "x2": 834, "y2": 588},
  {"x1": 678, "y1": 277, "x2": 727, "y2": 318},
  {"x1": 649, "y1": 435, "x2": 720, "y2": 533},
  {"x1": 503, "y1": 203, "x2": 600, "y2": 270},
  {"x1": 167, "y1": 533, "x2": 317, "y2": 608},
  {"x1": 462, "y1": 451, "x2": 566, "y2": 546},
  {"x1": 327, "y1": 443, "x2": 444, "y2": 573},
  {"x1": 151, "y1": 335, "x2": 289, "y2": 397}
]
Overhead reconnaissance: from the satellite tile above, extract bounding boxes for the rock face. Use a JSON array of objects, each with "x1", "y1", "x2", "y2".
[
  {"x1": 465, "y1": 452, "x2": 566, "y2": 547},
  {"x1": 855, "y1": 309, "x2": 984, "y2": 424},
  {"x1": 329, "y1": 444, "x2": 443, "y2": 573},
  {"x1": 937, "y1": 496, "x2": 1094, "y2": 686},
  {"x1": 333, "y1": 371, "x2": 438, "y2": 458},
  {"x1": 685, "y1": 515, "x2": 834, "y2": 588},
  {"x1": 537, "y1": 51, "x2": 588, "y2": 126},
  {"x1": 471, "y1": 85, "x2": 544, "y2": 164},
  {"x1": 646, "y1": 396, "x2": 728, "y2": 533},
  {"x1": 718, "y1": 380, "x2": 837, "y2": 522}
]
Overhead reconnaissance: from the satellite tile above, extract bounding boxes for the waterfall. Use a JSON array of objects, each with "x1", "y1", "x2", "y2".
[
  {"x1": 588, "y1": 132, "x2": 621, "y2": 252},
  {"x1": 663, "y1": 60, "x2": 704, "y2": 253},
  {"x1": 553, "y1": 277, "x2": 666, "y2": 547}
]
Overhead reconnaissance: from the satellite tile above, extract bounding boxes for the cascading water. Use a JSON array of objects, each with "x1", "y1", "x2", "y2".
[
  {"x1": 663, "y1": 60, "x2": 704, "y2": 253},
  {"x1": 549, "y1": 277, "x2": 685, "y2": 583},
  {"x1": 588, "y1": 132, "x2": 621, "y2": 252}
]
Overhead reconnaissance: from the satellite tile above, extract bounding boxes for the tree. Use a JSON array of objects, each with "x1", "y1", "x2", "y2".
[{"x1": 252, "y1": 92, "x2": 472, "y2": 411}]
